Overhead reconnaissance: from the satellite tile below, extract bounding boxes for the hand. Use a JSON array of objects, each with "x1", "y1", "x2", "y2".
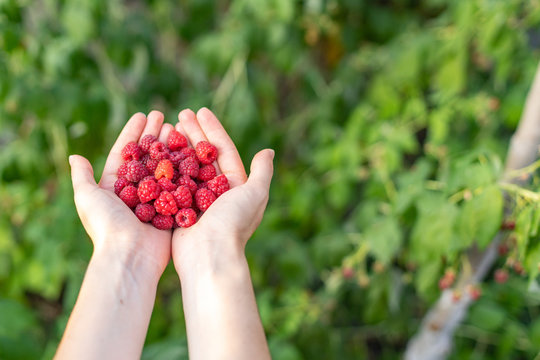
[
  {"x1": 171, "y1": 108, "x2": 274, "y2": 276},
  {"x1": 69, "y1": 111, "x2": 174, "y2": 280}
]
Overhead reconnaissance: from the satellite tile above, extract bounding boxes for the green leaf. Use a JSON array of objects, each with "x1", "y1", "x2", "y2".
[
  {"x1": 468, "y1": 301, "x2": 506, "y2": 331},
  {"x1": 364, "y1": 216, "x2": 402, "y2": 265}
]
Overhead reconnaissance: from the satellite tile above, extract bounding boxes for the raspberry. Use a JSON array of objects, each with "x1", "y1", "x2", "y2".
[
  {"x1": 196, "y1": 141, "x2": 218, "y2": 165},
  {"x1": 135, "y1": 203, "x2": 156, "y2": 222},
  {"x1": 167, "y1": 130, "x2": 188, "y2": 151},
  {"x1": 155, "y1": 159, "x2": 174, "y2": 180},
  {"x1": 177, "y1": 175, "x2": 197, "y2": 195},
  {"x1": 145, "y1": 157, "x2": 160, "y2": 173},
  {"x1": 158, "y1": 177, "x2": 177, "y2": 192},
  {"x1": 139, "y1": 134, "x2": 157, "y2": 153},
  {"x1": 172, "y1": 185, "x2": 192, "y2": 208},
  {"x1": 198, "y1": 164, "x2": 216, "y2": 182},
  {"x1": 172, "y1": 169, "x2": 180, "y2": 183},
  {"x1": 114, "y1": 177, "x2": 132, "y2": 195},
  {"x1": 179, "y1": 147, "x2": 197, "y2": 160},
  {"x1": 494, "y1": 269, "x2": 509, "y2": 284},
  {"x1": 117, "y1": 162, "x2": 128, "y2": 177},
  {"x1": 198, "y1": 181, "x2": 208, "y2": 189},
  {"x1": 152, "y1": 214, "x2": 174, "y2": 230},
  {"x1": 179, "y1": 157, "x2": 199, "y2": 178},
  {"x1": 137, "y1": 179, "x2": 161, "y2": 203},
  {"x1": 154, "y1": 191, "x2": 178, "y2": 215},
  {"x1": 208, "y1": 174, "x2": 230, "y2": 197},
  {"x1": 169, "y1": 151, "x2": 184, "y2": 167},
  {"x1": 195, "y1": 188, "x2": 216, "y2": 212},
  {"x1": 121, "y1": 141, "x2": 143, "y2": 161},
  {"x1": 119, "y1": 185, "x2": 140, "y2": 208},
  {"x1": 175, "y1": 208, "x2": 197, "y2": 228},
  {"x1": 125, "y1": 160, "x2": 148, "y2": 182},
  {"x1": 149, "y1": 141, "x2": 170, "y2": 160}
]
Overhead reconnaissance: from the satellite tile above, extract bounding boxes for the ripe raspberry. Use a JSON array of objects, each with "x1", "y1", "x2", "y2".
[
  {"x1": 154, "y1": 191, "x2": 178, "y2": 215},
  {"x1": 137, "y1": 179, "x2": 161, "y2": 203},
  {"x1": 342, "y1": 267, "x2": 354, "y2": 279},
  {"x1": 196, "y1": 141, "x2": 218, "y2": 165},
  {"x1": 208, "y1": 174, "x2": 230, "y2": 197},
  {"x1": 155, "y1": 159, "x2": 174, "y2": 180},
  {"x1": 125, "y1": 160, "x2": 148, "y2": 182},
  {"x1": 152, "y1": 214, "x2": 174, "y2": 230},
  {"x1": 117, "y1": 162, "x2": 129, "y2": 177},
  {"x1": 114, "y1": 177, "x2": 132, "y2": 195},
  {"x1": 119, "y1": 185, "x2": 140, "y2": 208},
  {"x1": 142, "y1": 175, "x2": 156, "y2": 182},
  {"x1": 169, "y1": 151, "x2": 184, "y2": 167},
  {"x1": 139, "y1": 134, "x2": 157, "y2": 153},
  {"x1": 172, "y1": 169, "x2": 180, "y2": 183},
  {"x1": 179, "y1": 157, "x2": 199, "y2": 178},
  {"x1": 135, "y1": 203, "x2": 156, "y2": 222},
  {"x1": 175, "y1": 208, "x2": 197, "y2": 228},
  {"x1": 467, "y1": 285, "x2": 481, "y2": 301},
  {"x1": 121, "y1": 141, "x2": 143, "y2": 161},
  {"x1": 494, "y1": 269, "x2": 509, "y2": 284},
  {"x1": 179, "y1": 147, "x2": 197, "y2": 160},
  {"x1": 149, "y1": 141, "x2": 170, "y2": 160},
  {"x1": 197, "y1": 181, "x2": 208, "y2": 190},
  {"x1": 198, "y1": 164, "x2": 216, "y2": 182},
  {"x1": 167, "y1": 130, "x2": 188, "y2": 151},
  {"x1": 158, "y1": 177, "x2": 177, "y2": 192},
  {"x1": 195, "y1": 188, "x2": 216, "y2": 212},
  {"x1": 145, "y1": 157, "x2": 160, "y2": 173},
  {"x1": 177, "y1": 175, "x2": 197, "y2": 195},
  {"x1": 172, "y1": 185, "x2": 192, "y2": 208}
]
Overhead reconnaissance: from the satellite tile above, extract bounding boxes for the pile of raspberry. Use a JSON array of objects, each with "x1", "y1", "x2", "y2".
[{"x1": 114, "y1": 130, "x2": 230, "y2": 230}]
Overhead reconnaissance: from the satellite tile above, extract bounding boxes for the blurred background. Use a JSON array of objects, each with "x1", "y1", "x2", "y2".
[{"x1": 2, "y1": 0, "x2": 540, "y2": 359}]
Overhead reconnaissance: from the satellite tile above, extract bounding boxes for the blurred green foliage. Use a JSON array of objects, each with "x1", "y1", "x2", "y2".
[{"x1": 2, "y1": 0, "x2": 540, "y2": 359}]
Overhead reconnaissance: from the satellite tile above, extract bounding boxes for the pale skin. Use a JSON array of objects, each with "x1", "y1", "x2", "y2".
[{"x1": 55, "y1": 108, "x2": 273, "y2": 360}]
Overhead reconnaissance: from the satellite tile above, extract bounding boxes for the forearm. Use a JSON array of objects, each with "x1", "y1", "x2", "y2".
[
  {"x1": 178, "y1": 241, "x2": 271, "y2": 360},
  {"x1": 55, "y1": 249, "x2": 160, "y2": 360}
]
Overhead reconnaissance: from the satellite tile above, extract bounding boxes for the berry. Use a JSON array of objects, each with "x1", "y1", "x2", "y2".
[
  {"x1": 145, "y1": 157, "x2": 160, "y2": 173},
  {"x1": 179, "y1": 157, "x2": 199, "y2": 178},
  {"x1": 149, "y1": 141, "x2": 170, "y2": 160},
  {"x1": 152, "y1": 214, "x2": 174, "y2": 230},
  {"x1": 139, "y1": 135, "x2": 157, "y2": 153},
  {"x1": 177, "y1": 175, "x2": 197, "y2": 195},
  {"x1": 513, "y1": 261, "x2": 525, "y2": 275},
  {"x1": 198, "y1": 181, "x2": 208, "y2": 190},
  {"x1": 125, "y1": 160, "x2": 148, "y2": 182},
  {"x1": 172, "y1": 169, "x2": 180, "y2": 183},
  {"x1": 119, "y1": 185, "x2": 140, "y2": 208},
  {"x1": 494, "y1": 269, "x2": 509, "y2": 284},
  {"x1": 155, "y1": 159, "x2": 174, "y2": 180},
  {"x1": 114, "y1": 177, "x2": 132, "y2": 195},
  {"x1": 172, "y1": 185, "x2": 192, "y2": 208},
  {"x1": 175, "y1": 208, "x2": 197, "y2": 228},
  {"x1": 438, "y1": 277, "x2": 452, "y2": 290},
  {"x1": 198, "y1": 164, "x2": 216, "y2": 182},
  {"x1": 169, "y1": 151, "x2": 184, "y2": 167},
  {"x1": 135, "y1": 203, "x2": 156, "y2": 222},
  {"x1": 117, "y1": 162, "x2": 128, "y2": 177},
  {"x1": 467, "y1": 285, "x2": 481, "y2": 301},
  {"x1": 158, "y1": 177, "x2": 177, "y2": 192},
  {"x1": 121, "y1": 141, "x2": 142, "y2": 161},
  {"x1": 154, "y1": 191, "x2": 178, "y2": 215},
  {"x1": 208, "y1": 174, "x2": 230, "y2": 197},
  {"x1": 501, "y1": 220, "x2": 516, "y2": 231},
  {"x1": 137, "y1": 179, "x2": 161, "y2": 203},
  {"x1": 195, "y1": 188, "x2": 216, "y2": 212},
  {"x1": 196, "y1": 141, "x2": 218, "y2": 165},
  {"x1": 167, "y1": 130, "x2": 188, "y2": 151},
  {"x1": 342, "y1": 267, "x2": 354, "y2": 279},
  {"x1": 179, "y1": 147, "x2": 197, "y2": 160},
  {"x1": 451, "y1": 290, "x2": 462, "y2": 303}
]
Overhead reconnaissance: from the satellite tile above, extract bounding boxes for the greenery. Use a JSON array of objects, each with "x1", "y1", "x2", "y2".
[{"x1": 2, "y1": 0, "x2": 540, "y2": 358}]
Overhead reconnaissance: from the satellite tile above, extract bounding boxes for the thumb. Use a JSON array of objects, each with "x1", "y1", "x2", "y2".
[
  {"x1": 69, "y1": 155, "x2": 97, "y2": 193},
  {"x1": 246, "y1": 149, "x2": 274, "y2": 193}
]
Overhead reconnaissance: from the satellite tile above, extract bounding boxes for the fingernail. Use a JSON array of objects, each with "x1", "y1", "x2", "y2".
[
  {"x1": 68, "y1": 155, "x2": 74, "y2": 166},
  {"x1": 268, "y1": 149, "x2": 275, "y2": 160}
]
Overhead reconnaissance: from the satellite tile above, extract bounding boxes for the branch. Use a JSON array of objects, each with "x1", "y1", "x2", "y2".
[{"x1": 404, "y1": 61, "x2": 540, "y2": 360}]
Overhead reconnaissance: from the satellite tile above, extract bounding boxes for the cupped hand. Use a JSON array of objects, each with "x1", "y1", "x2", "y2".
[
  {"x1": 69, "y1": 111, "x2": 174, "y2": 279},
  {"x1": 171, "y1": 108, "x2": 274, "y2": 276}
]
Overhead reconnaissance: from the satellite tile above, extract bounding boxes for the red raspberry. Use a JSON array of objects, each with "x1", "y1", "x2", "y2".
[
  {"x1": 179, "y1": 147, "x2": 197, "y2": 160},
  {"x1": 197, "y1": 181, "x2": 208, "y2": 190},
  {"x1": 208, "y1": 174, "x2": 230, "y2": 197},
  {"x1": 175, "y1": 208, "x2": 197, "y2": 228},
  {"x1": 139, "y1": 134, "x2": 157, "y2": 153},
  {"x1": 177, "y1": 175, "x2": 197, "y2": 195},
  {"x1": 467, "y1": 285, "x2": 481, "y2": 301},
  {"x1": 158, "y1": 177, "x2": 177, "y2": 192},
  {"x1": 167, "y1": 130, "x2": 188, "y2": 151},
  {"x1": 198, "y1": 164, "x2": 216, "y2": 182},
  {"x1": 142, "y1": 175, "x2": 156, "y2": 182},
  {"x1": 125, "y1": 160, "x2": 148, "y2": 182},
  {"x1": 155, "y1": 159, "x2": 174, "y2": 180},
  {"x1": 152, "y1": 214, "x2": 174, "y2": 230},
  {"x1": 179, "y1": 157, "x2": 199, "y2": 178},
  {"x1": 121, "y1": 141, "x2": 143, "y2": 161},
  {"x1": 114, "y1": 177, "x2": 132, "y2": 195},
  {"x1": 119, "y1": 185, "x2": 140, "y2": 208},
  {"x1": 195, "y1": 188, "x2": 216, "y2": 212},
  {"x1": 135, "y1": 203, "x2": 156, "y2": 222},
  {"x1": 172, "y1": 169, "x2": 180, "y2": 183},
  {"x1": 117, "y1": 162, "x2": 128, "y2": 177},
  {"x1": 172, "y1": 185, "x2": 192, "y2": 208},
  {"x1": 169, "y1": 151, "x2": 184, "y2": 167},
  {"x1": 494, "y1": 269, "x2": 509, "y2": 284},
  {"x1": 154, "y1": 191, "x2": 178, "y2": 215},
  {"x1": 145, "y1": 157, "x2": 160, "y2": 173},
  {"x1": 137, "y1": 179, "x2": 161, "y2": 203},
  {"x1": 149, "y1": 141, "x2": 170, "y2": 160},
  {"x1": 196, "y1": 141, "x2": 218, "y2": 165}
]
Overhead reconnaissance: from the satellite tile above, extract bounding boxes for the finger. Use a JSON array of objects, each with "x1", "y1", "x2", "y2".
[
  {"x1": 69, "y1": 155, "x2": 97, "y2": 194},
  {"x1": 246, "y1": 149, "x2": 274, "y2": 196},
  {"x1": 141, "y1": 110, "x2": 164, "y2": 138},
  {"x1": 178, "y1": 109, "x2": 208, "y2": 149},
  {"x1": 100, "y1": 112, "x2": 147, "y2": 190},
  {"x1": 158, "y1": 123, "x2": 175, "y2": 144},
  {"x1": 197, "y1": 107, "x2": 247, "y2": 187}
]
